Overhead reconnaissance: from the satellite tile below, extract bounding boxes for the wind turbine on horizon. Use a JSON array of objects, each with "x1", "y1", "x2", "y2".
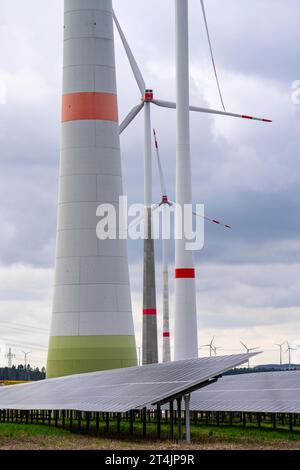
[
  {"x1": 286, "y1": 343, "x2": 298, "y2": 370},
  {"x1": 240, "y1": 341, "x2": 260, "y2": 368},
  {"x1": 275, "y1": 342, "x2": 286, "y2": 366},
  {"x1": 212, "y1": 344, "x2": 223, "y2": 357},
  {"x1": 199, "y1": 337, "x2": 216, "y2": 357}
]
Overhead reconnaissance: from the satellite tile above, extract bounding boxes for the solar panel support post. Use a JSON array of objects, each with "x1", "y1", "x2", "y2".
[
  {"x1": 242, "y1": 412, "x2": 246, "y2": 428},
  {"x1": 86, "y1": 412, "x2": 91, "y2": 433},
  {"x1": 105, "y1": 412, "x2": 110, "y2": 433},
  {"x1": 54, "y1": 410, "x2": 58, "y2": 428},
  {"x1": 170, "y1": 401, "x2": 174, "y2": 440},
  {"x1": 289, "y1": 414, "x2": 293, "y2": 432},
  {"x1": 96, "y1": 412, "x2": 100, "y2": 434},
  {"x1": 142, "y1": 407, "x2": 147, "y2": 438},
  {"x1": 70, "y1": 410, "x2": 73, "y2": 431},
  {"x1": 272, "y1": 413, "x2": 276, "y2": 431},
  {"x1": 130, "y1": 410, "x2": 134, "y2": 435},
  {"x1": 78, "y1": 412, "x2": 82, "y2": 433},
  {"x1": 157, "y1": 404, "x2": 161, "y2": 440},
  {"x1": 62, "y1": 410, "x2": 65, "y2": 428},
  {"x1": 177, "y1": 397, "x2": 183, "y2": 442},
  {"x1": 48, "y1": 410, "x2": 52, "y2": 427},
  {"x1": 184, "y1": 394, "x2": 191, "y2": 443},
  {"x1": 25, "y1": 410, "x2": 29, "y2": 425},
  {"x1": 257, "y1": 413, "x2": 261, "y2": 429}
]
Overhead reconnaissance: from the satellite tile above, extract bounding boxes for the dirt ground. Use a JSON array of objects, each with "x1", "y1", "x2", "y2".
[{"x1": 1, "y1": 434, "x2": 300, "y2": 450}]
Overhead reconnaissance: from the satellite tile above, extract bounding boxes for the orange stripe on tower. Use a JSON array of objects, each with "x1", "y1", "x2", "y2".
[
  {"x1": 175, "y1": 268, "x2": 196, "y2": 279},
  {"x1": 62, "y1": 92, "x2": 118, "y2": 123}
]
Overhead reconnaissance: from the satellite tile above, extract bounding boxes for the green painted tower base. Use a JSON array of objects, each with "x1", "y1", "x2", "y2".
[{"x1": 47, "y1": 336, "x2": 137, "y2": 378}]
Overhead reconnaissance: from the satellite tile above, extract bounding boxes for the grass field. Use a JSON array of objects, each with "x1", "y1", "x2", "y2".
[{"x1": 0, "y1": 421, "x2": 300, "y2": 450}]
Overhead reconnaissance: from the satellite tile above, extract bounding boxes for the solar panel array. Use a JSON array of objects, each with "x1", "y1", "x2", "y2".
[
  {"x1": 0, "y1": 354, "x2": 254, "y2": 413},
  {"x1": 190, "y1": 371, "x2": 300, "y2": 413}
]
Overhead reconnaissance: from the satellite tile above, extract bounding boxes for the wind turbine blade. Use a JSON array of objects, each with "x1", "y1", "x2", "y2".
[
  {"x1": 152, "y1": 99, "x2": 176, "y2": 110},
  {"x1": 240, "y1": 341, "x2": 247, "y2": 350},
  {"x1": 119, "y1": 102, "x2": 144, "y2": 134},
  {"x1": 127, "y1": 203, "x2": 159, "y2": 232},
  {"x1": 153, "y1": 129, "x2": 167, "y2": 196},
  {"x1": 170, "y1": 200, "x2": 230, "y2": 228},
  {"x1": 112, "y1": 10, "x2": 146, "y2": 95},
  {"x1": 189, "y1": 105, "x2": 272, "y2": 123},
  {"x1": 152, "y1": 99, "x2": 272, "y2": 123},
  {"x1": 151, "y1": 203, "x2": 160, "y2": 212},
  {"x1": 200, "y1": 0, "x2": 226, "y2": 111},
  {"x1": 193, "y1": 211, "x2": 231, "y2": 229}
]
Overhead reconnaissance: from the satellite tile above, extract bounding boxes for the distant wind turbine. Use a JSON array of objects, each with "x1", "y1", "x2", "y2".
[
  {"x1": 286, "y1": 343, "x2": 297, "y2": 370},
  {"x1": 240, "y1": 341, "x2": 260, "y2": 368},
  {"x1": 212, "y1": 345, "x2": 223, "y2": 357},
  {"x1": 200, "y1": 337, "x2": 216, "y2": 357},
  {"x1": 275, "y1": 342, "x2": 286, "y2": 366}
]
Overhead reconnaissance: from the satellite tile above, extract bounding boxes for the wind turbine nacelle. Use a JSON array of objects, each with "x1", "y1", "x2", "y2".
[{"x1": 144, "y1": 90, "x2": 154, "y2": 102}]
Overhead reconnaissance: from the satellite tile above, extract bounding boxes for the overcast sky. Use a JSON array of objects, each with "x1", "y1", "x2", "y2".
[{"x1": 0, "y1": 0, "x2": 300, "y2": 368}]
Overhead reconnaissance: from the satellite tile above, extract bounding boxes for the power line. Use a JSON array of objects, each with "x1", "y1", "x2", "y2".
[
  {"x1": 0, "y1": 337, "x2": 48, "y2": 351},
  {"x1": 0, "y1": 320, "x2": 48, "y2": 333}
]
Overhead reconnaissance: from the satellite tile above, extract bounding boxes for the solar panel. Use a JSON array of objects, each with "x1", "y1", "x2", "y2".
[
  {"x1": 189, "y1": 371, "x2": 300, "y2": 413},
  {"x1": 0, "y1": 354, "x2": 255, "y2": 413}
]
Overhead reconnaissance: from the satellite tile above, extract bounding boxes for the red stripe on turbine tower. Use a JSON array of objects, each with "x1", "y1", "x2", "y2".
[
  {"x1": 143, "y1": 309, "x2": 157, "y2": 315},
  {"x1": 163, "y1": 332, "x2": 170, "y2": 338},
  {"x1": 175, "y1": 268, "x2": 196, "y2": 279},
  {"x1": 62, "y1": 92, "x2": 119, "y2": 123}
]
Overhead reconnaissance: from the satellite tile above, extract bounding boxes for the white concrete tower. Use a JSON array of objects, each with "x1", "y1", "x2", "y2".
[
  {"x1": 174, "y1": 0, "x2": 198, "y2": 360},
  {"x1": 47, "y1": 0, "x2": 137, "y2": 378}
]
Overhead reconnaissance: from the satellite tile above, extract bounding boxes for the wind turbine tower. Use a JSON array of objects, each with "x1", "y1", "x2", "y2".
[
  {"x1": 47, "y1": 0, "x2": 137, "y2": 378},
  {"x1": 174, "y1": 0, "x2": 198, "y2": 360}
]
